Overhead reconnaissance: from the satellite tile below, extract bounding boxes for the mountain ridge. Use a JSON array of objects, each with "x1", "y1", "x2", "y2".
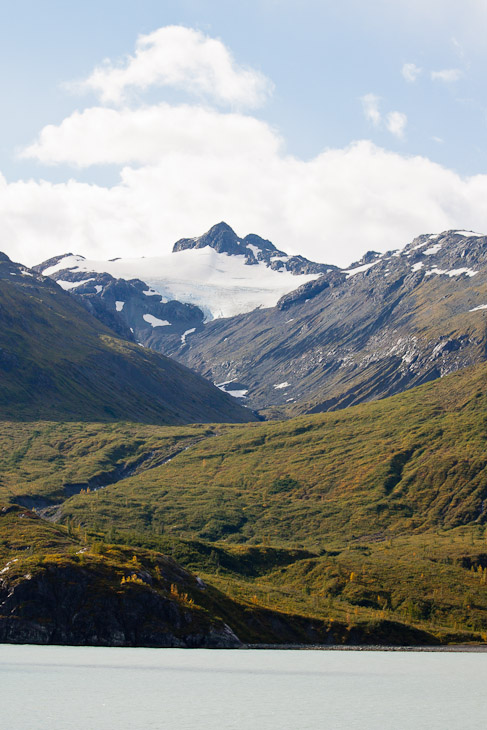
[{"x1": 0, "y1": 252, "x2": 256, "y2": 424}]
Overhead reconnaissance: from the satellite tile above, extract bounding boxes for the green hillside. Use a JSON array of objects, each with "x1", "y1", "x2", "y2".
[
  {"x1": 1, "y1": 504, "x2": 437, "y2": 646},
  {"x1": 1, "y1": 357, "x2": 487, "y2": 641},
  {"x1": 60, "y1": 359, "x2": 487, "y2": 544},
  {"x1": 0, "y1": 255, "x2": 256, "y2": 424}
]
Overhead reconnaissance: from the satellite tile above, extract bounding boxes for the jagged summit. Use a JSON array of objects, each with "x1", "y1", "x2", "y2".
[
  {"x1": 173, "y1": 222, "x2": 250, "y2": 256},
  {"x1": 36, "y1": 222, "x2": 333, "y2": 328},
  {"x1": 173, "y1": 221, "x2": 332, "y2": 275}
]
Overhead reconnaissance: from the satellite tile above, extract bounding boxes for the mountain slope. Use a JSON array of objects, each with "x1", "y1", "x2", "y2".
[
  {"x1": 45, "y1": 356, "x2": 487, "y2": 642},
  {"x1": 59, "y1": 356, "x2": 487, "y2": 543},
  {"x1": 168, "y1": 230, "x2": 487, "y2": 414},
  {"x1": 0, "y1": 254, "x2": 256, "y2": 424}
]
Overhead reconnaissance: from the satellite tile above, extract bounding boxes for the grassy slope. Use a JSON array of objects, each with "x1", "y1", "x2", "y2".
[
  {"x1": 1, "y1": 504, "x2": 432, "y2": 646},
  {"x1": 0, "y1": 267, "x2": 255, "y2": 425},
  {"x1": 7, "y1": 358, "x2": 480, "y2": 642},
  {"x1": 60, "y1": 359, "x2": 487, "y2": 543},
  {"x1": 4, "y1": 358, "x2": 487, "y2": 641}
]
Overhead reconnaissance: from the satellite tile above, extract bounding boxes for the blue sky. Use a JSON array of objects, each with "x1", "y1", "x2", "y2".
[{"x1": 1, "y1": 0, "x2": 487, "y2": 266}]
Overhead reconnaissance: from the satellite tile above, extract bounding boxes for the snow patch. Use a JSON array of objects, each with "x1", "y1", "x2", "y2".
[
  {"x1": 42, "y1": 255, "x2": 86, "y2": 276},
  {"x1": 425, "y1": 267, "x2": 478, "y2": 278},
  {"x1": 142, "y1": 314, "x2": 170, "y2": 327},
  {"x1": 94, "y1": 285, "x2": 103, "y2": 293},
  {"x1": 226, "y1": 389, "x2": 248, "y2": 398},
  {"x1": 411, "y1": 262, "x2": 424, "y2": 272},
  {"x1": 115, "y1": 301, "x2": 125, "y2": 312},
  {"x1": 270, "y1": 255, "x2": 290, "y2": 263},
  {"x1": 57, "y1": 278, "x2": 95, "y2": 290},
  {"x1": 344, "y1": 260, "x2": 380, "y2": 277},
  {"x1": 246, "y1": 243, "x2": 261, "y2": 258},
  {"x1": 470, "y1": 304, "x2": 487, "y2": 312},
  {"x1": 274, "y1": 382, "x2": 290, "y2": 389},
  {"x1": 181, "y1": 327, "x2": 196, "y2": 345},
  {"x1": 422, "y1": 243, "x2": 442, "y2": 255},
  {"x1": 454, "y1": 231, "x2": 485, "y2": 237},
  {"x1": 216, "y1": 379, "x2": 236, "y2": 389}
]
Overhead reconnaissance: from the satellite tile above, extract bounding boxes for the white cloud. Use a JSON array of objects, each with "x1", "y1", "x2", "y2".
[
  {"x1": 3, "y1": 26, "x2": 487, "y2": 271},
  {"x1": 74, "y1": 25, "x2": 272, "y2": 108},
  {"x1": 361, "y1": 94, "x2": 381, "y2": 126},
  {"x1": 431, "y1": 68, "x2": 463, "y2": 82},
  {"x1": 402, "y1": 62, "x2": 422, "y2": 82},
  {"x1": 6, "y1": 127, "x2": 487, "y2": 269},
  {"x1": 385, "y1": 111, "x2": 407, "y2": 139},
  {"x1": 21, "y1": 104, "x2": 281, "y2": 167}
]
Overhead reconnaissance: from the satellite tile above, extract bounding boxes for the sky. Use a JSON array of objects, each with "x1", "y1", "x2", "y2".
[{"x1": 2, "y1": 0, "x2": 487, "y2": 267}]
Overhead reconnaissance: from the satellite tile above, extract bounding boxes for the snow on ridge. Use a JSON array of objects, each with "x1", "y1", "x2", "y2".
[
  {"x1": 270, "y1": 255, "x2": 290, "y2": 263},
  {"x1": 454, "y1": 231, "x2": 485, "y2": 238},
  {"x1": 422, "y1": 243, "x2": 442, "y2": 255},
  {"x1": 43, "y1": 247, "x2": 320, "y2": 322},
  {"x1": 57, "y1": 278, "x2": 95, "y2": 290},
  {"x1": 142, "y1": 314, "x2": 170, "y2": 327},
  {"x1": 425, "y1": 267, "x2": 478, "y2": 278},
  {"x1": 181, "y1": 327, "x2": 196, "y2": 345},
  {"x1": 246, "y1": 243, "x2": 261, "y2": 258},
  {"x1": 115, "y1": 301, "x2": 125, "y2": 312},
  {"x1": 344, "y1": 260, "x2": 380, "y2": 277},
  {"x1": 42, "y1": 255, "x2": 86, "y2": 277}
]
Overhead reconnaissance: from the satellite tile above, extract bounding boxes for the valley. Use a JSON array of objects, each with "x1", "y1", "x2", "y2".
[{"x1": 2, "y1": 226, "x2": 487, "y2": 647}]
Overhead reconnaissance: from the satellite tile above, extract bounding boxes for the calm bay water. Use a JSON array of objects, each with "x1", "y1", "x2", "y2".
[{"x1": 1, "y1": 645, "x2": 486, "y2": 729}]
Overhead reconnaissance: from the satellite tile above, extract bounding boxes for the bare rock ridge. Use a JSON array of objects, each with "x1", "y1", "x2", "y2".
[{"x1": 169, "y1": 229, "x2": 487, "y2": 413}]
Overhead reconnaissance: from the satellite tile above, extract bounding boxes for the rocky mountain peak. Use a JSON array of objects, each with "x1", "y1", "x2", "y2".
[{"x1": 173, "y1": 222, "x2": 243, "y2": 255}]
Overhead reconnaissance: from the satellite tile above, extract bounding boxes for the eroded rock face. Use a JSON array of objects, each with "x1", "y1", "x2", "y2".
[{"x1": 0, "y1": 563, "x2": 241, "y2": 648}]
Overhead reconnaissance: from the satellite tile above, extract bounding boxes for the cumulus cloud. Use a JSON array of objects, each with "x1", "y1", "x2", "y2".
[
  {"x1": 74, "y1": 25, "x2": 272, "y2": 108},
  {"x1": 7, "y1": 129, "x2": 487, "y2": 269},
  {"x1": 431, "y1": 68, "x2": 463, "y2": 82},
  {"x1": 21, "y1": 104, "x2": 281, "y2": 167}
]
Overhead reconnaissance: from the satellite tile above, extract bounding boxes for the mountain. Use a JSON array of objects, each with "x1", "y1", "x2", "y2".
[
  {"x1": 35, "y1": 222, "x2": 334, "y2": 352},
  {"x1": 0, "y1": 253, "x2": 256, "y2": 424},
  {"x1": 38, "y1": 226, "x2": 487, "y2": 416},
  {"x1": 168, "y1": 229, "x2": 487, "y2": 414}
]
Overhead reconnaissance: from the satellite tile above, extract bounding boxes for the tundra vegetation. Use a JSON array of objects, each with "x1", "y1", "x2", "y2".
[{"x1": 3, "y1": 358, "x2": 487, "y2": 644}]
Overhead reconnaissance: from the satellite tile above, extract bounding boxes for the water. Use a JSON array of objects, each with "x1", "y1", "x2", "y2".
[{"x1": 1, "y1": 645, "x2": 486, "y2": 729}]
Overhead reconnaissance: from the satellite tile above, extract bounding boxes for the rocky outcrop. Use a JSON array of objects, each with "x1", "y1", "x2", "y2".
[{"x1": 0, "y1": 561, "x2": 241, "y2": 648}]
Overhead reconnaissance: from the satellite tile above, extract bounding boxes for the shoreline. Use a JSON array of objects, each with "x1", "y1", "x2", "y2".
[{"x1": 242, "y1": 643, "x2": 487, "y2": 652}]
